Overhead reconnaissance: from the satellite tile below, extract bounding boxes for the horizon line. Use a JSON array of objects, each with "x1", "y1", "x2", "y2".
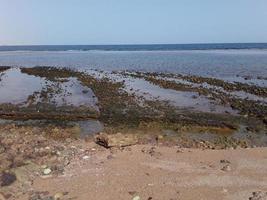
[{"x1": 1, "y1": 42, "x2": 267, "y2": 47}]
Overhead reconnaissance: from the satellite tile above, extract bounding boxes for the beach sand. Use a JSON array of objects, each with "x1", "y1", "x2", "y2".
[{"x1": 18, "y1": 143, "x2": 267, "y2": 200}]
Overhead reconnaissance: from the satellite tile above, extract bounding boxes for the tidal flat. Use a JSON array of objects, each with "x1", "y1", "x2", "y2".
[
  {"x1": 0, "y1": 66, "x2": 266, "y2": 145},
  {"x1": 0, "y1": 66, "x2": 267, "y2": 199}
]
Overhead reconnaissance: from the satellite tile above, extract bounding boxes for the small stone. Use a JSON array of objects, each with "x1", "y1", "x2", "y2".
[
  {"x1": 222, "y1": 188, "x2": 228, "y2": 193},
  {"x1": 0, "y1": 172, "x2": 16, "y2": 187},
  {"x1": 43, "y1": 168, "x2": 52, "y2": 175},
  {"x1": 107, "y1": 155, "x2": 114, "y2": 160},
  {"x1": 82, "y1": 155, "x2": 90, "y2": 160},
  {"x1": 64, "y1": 159, "x2": 70, "y2": 166},
  {"x1": 132, "y1": 196, "x2": 141, "y2": 200},
  {"x1": 220, "y1": 159, "x2": 230, "y2": 164},
  {"x1": 156, "y1": 135, "x2": 164, "y2": 140},
  {"x1": 54, "y1": 192, "x2": 64, "y2": 200},
  {"x1": 221, "y1": 165, "x2": 231, "y2": 172},
  {"x1": 95, "y1": 132, "x2": 138, "y2": 148}
]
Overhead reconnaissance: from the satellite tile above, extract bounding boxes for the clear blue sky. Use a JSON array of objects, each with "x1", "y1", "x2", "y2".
[{"x1": 0, "y1": 0, "x2": 267, "y2": 45}]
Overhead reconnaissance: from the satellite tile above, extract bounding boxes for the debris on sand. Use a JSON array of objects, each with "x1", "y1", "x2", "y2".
[
  {"x1": 249, "y1": 191, "x2": 267, "y2": 200},
  {"x1": 95, "y1": 132, "x2": 138, "y2": 148}
]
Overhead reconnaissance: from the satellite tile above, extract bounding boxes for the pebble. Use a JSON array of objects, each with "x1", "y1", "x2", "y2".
[
  {"x1": 132, "y1": 196, "x2": 141, "y2": 200},
  {"x1": 221, "y1": 165, "x2": 231, "y2": 172},
  {"x1": 43, "y1": 168, "x2": 52, "y2": 175},
  {"x1": 222, "y1": 188, "x2": 228, "y2": 193},
  {"x1": 54, "y1": 192, "x2": 64, "y2": 200},
  {"x1": 82, "y1": 155, "x2": 90, "y2": 160},
  {"x1": 157, "y1": 135, "x2": 164, "y2": 140},
  {"x1": 107, "y1": 155, "x2": 114, "y2": 160},
  {"x1": 0, "y1": 172, "x2": 17, "y2": 187},
  {"x1": 220, "y1": 159, "x2": 231, "y2": 164}
]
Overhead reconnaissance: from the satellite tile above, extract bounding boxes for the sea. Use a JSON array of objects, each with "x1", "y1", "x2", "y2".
[{"x1": 0, "y1": 43, "x2": 267, "y2": 80}]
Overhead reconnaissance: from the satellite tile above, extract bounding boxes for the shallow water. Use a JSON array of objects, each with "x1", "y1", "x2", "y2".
[
  {"x1": 0, "y1": 68, "x2": 44, "y2": 104},
  {"x1": 0, "y1": 50, "x2": 267, "y2": 84},
  {"x1": 117, "y1": 75, "x2": 237, "y2": 114},
  {"x1": 162, "y1": 76, "x2": 267, "y2": 104},
  {"x1": 0, "y1": 68, "x2": 98, "y2": 109}
]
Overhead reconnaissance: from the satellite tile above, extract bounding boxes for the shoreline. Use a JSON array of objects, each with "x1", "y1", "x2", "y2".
[{"x1": 0, "y1": 66, "x2": 266, "y2": 199}]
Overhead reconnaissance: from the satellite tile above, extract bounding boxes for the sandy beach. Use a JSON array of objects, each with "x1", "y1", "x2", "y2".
[
  {"x1": 0, "y1": 66, "x2": 266, "y2": 200},
  {"x1": 1, "y1": 133, "x2": 267, "y2": 200}
]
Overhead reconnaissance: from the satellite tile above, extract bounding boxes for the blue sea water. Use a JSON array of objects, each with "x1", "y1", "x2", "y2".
[
  {"x1": 1, "y1": 43, "x2": 267, "y2": 51},
  {"x1": 0, "y1": 43, "x2": 267, "y2": 81}
]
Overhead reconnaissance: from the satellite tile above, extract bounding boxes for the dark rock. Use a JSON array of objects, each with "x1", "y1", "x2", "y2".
[
  {"x1": 95, "y1": 133, "x2": 109, "y2": 148},
  {"x1": 95, "y1": 132, "x2": 138, "y2": 148},
  {"x1": 0, "y1": 172, "x2": 16, "y2": 187},
  {"x1": 220, "y1": 159, "x2": 231, "y2": 164}
]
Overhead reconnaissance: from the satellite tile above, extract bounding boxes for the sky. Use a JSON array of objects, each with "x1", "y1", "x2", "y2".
[{"x1": 0, "y1": 0, "x2": 267, "y2": 45}]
